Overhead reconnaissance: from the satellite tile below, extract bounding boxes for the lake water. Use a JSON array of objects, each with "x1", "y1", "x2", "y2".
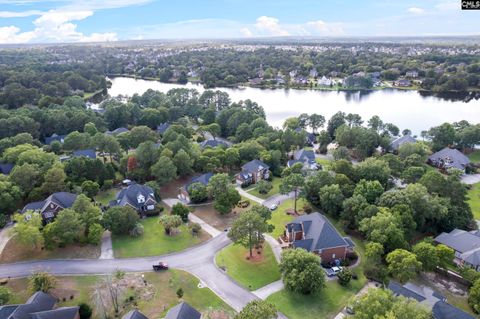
[{"x1": 107, "y1": 77, "x2": 480, "y2": 134}]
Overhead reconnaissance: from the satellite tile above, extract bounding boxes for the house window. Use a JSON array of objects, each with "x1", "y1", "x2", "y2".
[
  {"x1": 137, "y1": 194, "x2": 146, "y2": 204},
  {"x1": 147, "y1": 205, "x2": 155, "y2": 210},
  {"x1": 332, "y1": 254, "x2": 336, "y2": 259}
]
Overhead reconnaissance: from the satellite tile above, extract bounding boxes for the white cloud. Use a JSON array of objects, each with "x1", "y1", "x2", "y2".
[
  {"x1": 254, "y1": 16, "x2": 290, "y2": 36},
  {"x1": 0, "y1": 10, "x2": 43, "y2": 18},
  {"x1": 240, "y1": 27, "x2": 253, "y2": 37},
  {"x1": 407, "y1": 7, "x2": 425, "y2": 14},
  {"x1": 304, "y1": 20, "x2": 345, "y2": 36},
  {"x1": 0, "y1": 9, "x2": 118, "y2": 43}
]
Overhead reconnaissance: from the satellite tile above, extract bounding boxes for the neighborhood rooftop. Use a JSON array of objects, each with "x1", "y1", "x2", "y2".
[
  {"x1": 0, "y1": 292, "x2": 78, "y2": 319},
  {"x1": 390, "y1": 134, "x2": 417, "y2": 151},
  {"x1": 428, "y1": 147, "x2": 470, "y2": 170}
]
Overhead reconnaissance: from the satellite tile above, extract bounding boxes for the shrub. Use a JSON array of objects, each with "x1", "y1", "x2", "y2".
[
  {"x1": 257, "y1": 180, "x2": 273, "y2": 194},
  {"x1": 303, "y1": 203, "x2": 313, "y2": 214},
  {"x1": 78, "y1": 303, "x2": 93, "y2": 319},
  {"x1": 337, "y1": 268, "x2": 353, "y2": 286},
  {"x1": 0, "y1": 286, "x2": 12, "y2": 305},
  {"x1": 28, "y1": 272, "x2": 56, "y2": 293},
  {"x1": 189, "y1": 223, "x2": 202, "y2": 236},
  {"x1": 130, "y1": 223, "x2": 144, "y2": 237},
  {"x1": 176, "y1": 287, "x2": 184, "y2": 298}
]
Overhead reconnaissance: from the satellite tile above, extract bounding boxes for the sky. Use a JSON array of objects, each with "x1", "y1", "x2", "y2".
[{"x1": 0, "y1": 0, "x2": 479, "y2": 44}]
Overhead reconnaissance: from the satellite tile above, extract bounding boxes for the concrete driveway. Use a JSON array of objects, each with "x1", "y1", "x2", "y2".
[
  {"x1": 461, "y1": 174, "x2": 480, "y2": 185},
  {"x1": 263, "y1": 191, "x2": 295, "y2": 208}
]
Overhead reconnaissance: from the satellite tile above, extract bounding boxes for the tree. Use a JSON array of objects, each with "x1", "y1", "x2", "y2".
[
  {"x1": 256, "y1": 180, "x2": 273, "y2": 194},
  {"x1": 44, "y1": 209, "x2": 85, "y2": 247},
  {"x1": 436, "y1": 244, "x2": 454, "y2": 269},
  {"x1": 235, "y1": 300, "x2": 277, "y2": 319},
  {"x1": 365, "y1": 242, "x2": 384, "y2": 262},
  {"x1": 337, "y1": 267, "x2": 353, "y2": 286},
  {"x1": 308, "y1": 114, "x2": 325, "y2": 133},
  {"x1": 214, "y1": 187, "x2": 241, "y2": 214},
  {"x1": 72, "y1": 194, "x2": 101, "y2": 230},
  {"x1": 327, "y1": 111, "x2": 346, "y2": 138},
  {"x1": 386, "y1": 249, "x2": 422, "y2": 284},
  {"x1": 228, "y1": 210, "x2": 269, "y2": 257},
  {"x1": 159, "y1": 214, "x2": 182, "y2": 235},
  {"x1": 29, "y1": 272, "x2": 56, "y2": 293},
  {"x1": 12, "y1": 212, "x2": 43, "y2": 250},
  {"x1": 135, "y1": 141, "x2": 160, "y2": 172},
  {"x1": 0, "y1": 179, "x2": 22, "y2": 214},
  {"x1": 469, "y1": 279, "x2": 480, "y2": 314},
  {"x1": 207, "y1": 173, "x2": 231, "y2": 198},
  {"x1": 103, "y1": 206, "x2": 139, "y2": 235},
  {"x1": 0, "y1": 286, "x2": 12, "y2": 305},
  {"x1": 353, "y1": 179, "x2": 384, "y2": 204},
  {"x1": 9, "y1": 163, "x2": 40, "y2": 196},
  {"x1": 41, "y1": 164, "x2": 67, "y2": 195},
  {"x1": 412, "y1": 242, "x2": 438, "y2": 272},
  {"x1": 152, "y1": 156, "x2": 177, "y2": 186},
  {"x1": 188, "y1": 182, "x2": 208, "y2": 203},
  {"x1": 354, "y1": 158, "x2": 391, "y2": 186},
  {"x1": 319, "y1": 184, "x2": 344, "y2": 216},
  {"x1": 173, "y1": 149, "x2": 193, "y2": 176},
  {"x1": 280, "y1": 173, "x2": 304, "y2": 213},
  {"x1": 87, "y1": 223, "x2": 104, "y2": 245},
  {"x1": 81, "y1": 180, "x2": 100, "y2": 198},
  {"x1": 171, "y1": 203, "x2": 190, "y2": 222},
  {"x1": 429, "y1": 122, "x2": 456, "y2": 151},
  {"x1": 280, "y1": 248, "x2": 325, "y2": 294}
]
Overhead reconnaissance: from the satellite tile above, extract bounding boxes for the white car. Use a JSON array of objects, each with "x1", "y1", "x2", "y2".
[{"x1": 269, "y1": 203, "x2": 278, "y2": 211}]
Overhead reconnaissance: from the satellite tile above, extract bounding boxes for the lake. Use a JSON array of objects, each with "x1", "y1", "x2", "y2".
[{"x1": 106, "y1": 77, "x2": 480, "y2": 134}]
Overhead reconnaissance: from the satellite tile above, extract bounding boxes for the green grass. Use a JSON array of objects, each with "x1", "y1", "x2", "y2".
[
  {"x1": 248, "y1": 177, "x2": 283, "y2": 199},
  {"x1": 316, "y1": 158, "x2": 333, "y2": 171},
  {"x1": 112, "y1": 217, "x2": 209, "y2": 258},
  {"x1": 468, "y1": 150, "x2": 480, "y2": 163},
  {"x1": 269, "y1": 198, "x2": 309, "y2": 238},
  {"x1": 95, "y1": 188, "x2": 118, "y2": 205},
  {"x1": 467, "y1": 183, "x2": 480, "y2": 219},
  {"x1": 215, "y1": 243, "x2": 281, "y2": 290}
]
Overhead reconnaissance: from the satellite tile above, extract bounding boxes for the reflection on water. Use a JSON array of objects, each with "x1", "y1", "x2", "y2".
[{"x1": 105, "y1": 77, "x2": 480, "y2": 134}]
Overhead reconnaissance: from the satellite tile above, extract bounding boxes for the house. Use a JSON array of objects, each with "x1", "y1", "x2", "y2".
[
  {"x1": 72, "y1": 149, "x2": 96, "y2": 159},
  {"x1": 21, "y1": 192, "x2": 78, "y2": 223},
  {"x1": 317, "y1": 76, "x2": 332, "y2": 87},
  {"x1": 235, "y1": 159, "x2": 270, "y2": 186},
  {"x1": 249, "y1": 77, "x2": 263, "y2": 86},
  {"x1": 179, "y1": 172, "x2": 213, "y2": 203},
  {"x1": 434, "y1": 229, "x2": 480, "y2": 271},
  {"x1": 165, "y1": 302, "x2": 201, "y2": 319},
  {"x1": 0, "y1": 291, "x2": 79, "y2": 319},
  {"x1": 394, "y1": 79, "x2": 412, "y2": 87},
  {"x1": 44, "y1": 133, "x2": 66, "y2": 145},
  {"x1": 390, "y1": 135, "x2": 417, "y2": 152},
  {"x1": 428, "y1": 148, "x2": 471, "y2": 172},
  {"x1": 309, "y1": 68, "x2": 318, "y2": 78},
  {"x1": 110, "y1": 183, "x2": 157, "y2": 214},
  {"x1": 294, "y1": 128, "x2": 316, "y2": 145},
  {"x1": 105, "y1": 127, "x2": 129, "y2": 135},
  {"x1": 406, "y1": 70, "x2": 419, "y2": 78},
  {"x1": 279, "y1": 212, "x2": 355, "y2": 263},
  {"x1": 0, "y1": 162, "x2": 14, "y2": 175},
  {"x1": 287, "y1": 149, "x2": 319, "y2": 171},
  {"x1": 122, "y1": 309, "x2": 149, "y2": 319},
  {"x1": 200, "y1": 139, "x2": 229, "y2": 149},
  {"x1": 388, "y1": 281, "x2": 474, "y2": 319},
  {"x1": 156, "y1": 123, "x2": 170, "y2": 135}
]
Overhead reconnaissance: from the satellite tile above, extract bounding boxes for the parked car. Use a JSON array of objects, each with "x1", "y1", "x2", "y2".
[
  {"x1": 269, "y1": 201, "x2": 279, "y2": 211},
  {"x1": 152, "y1": 261, "x2": 168, "y2": 271},
  {"x1": 325, "y1": 266, "x2": 343, "y2": 277}
]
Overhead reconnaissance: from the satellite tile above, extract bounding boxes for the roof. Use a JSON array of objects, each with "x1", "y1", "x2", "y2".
[
  {"x1": 165, "y1": 302, "x2": 201, "y2": 319},
  {"x1": 241, "y1": 159, "x2": 269, "y2": 173},
  {"x1": 156, "y1": 123, "x2": 170, "y2": 134},
  {"x1": 0, "y1": 305, "x2": 19, "y2": 319},
  {"x1": 29, "y1": 307, "x2": 79, "y2": 319},
  {"x1": 390, "y1": 135, "x2": 417, "y2": 151},
  {"x1": 44, "y1": 134, "x2": 66, "y2": 145},
  {"x1": 287, "y1": 212, "x2": 350, "y2": 252},
  {"x1": 106, "y1": 127, "x2": 129, "y2": 135},
  {"x1": 122, "y1": 310, "x2": 149, "y2": 319},
  {"x1": 9, "y1": 292, "x2": 56, "y2": 319},
  {"x1": 388, "y1": 282, "x2": 426, "y2": 302},
  {"x1": 200, "y1": 139, "x2": 228, "y2": 149},
  {"x1": 114, "y1": 183, "x2": 157, "y2": 210},
  {"x1": 21, "y1": 192, "x2": 78, "y2": 214},
  {"x1": 0, "y1": 163, "x2": 14, "y2": 175},
  {"x1": 72, "y1": 149, "x2": 96, "y2": 159},
  {"x1": 293, "y1": 149, "x2": 315, "y2": 162},
  {"x1": 184, "y1": 173, "x2": 213, "y2": 193},
  {"x1": 434, "y1": 229, "x2": 480, "y2": 258},
  {"x1": 433, "y1": 301, "x2": 475, "y2": 319},
  {"x1": 428, "y1": 148, "x2": 470, "y2": 170}
]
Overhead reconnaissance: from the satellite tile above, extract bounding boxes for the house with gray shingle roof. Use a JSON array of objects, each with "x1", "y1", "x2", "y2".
[
  {"x1": 105, "y1": 127, "x2": 129, "y2": 136},
  {"x1": 434, "y1": 229, "x2": 480, "y2": 270},
  {"x1": 428, "y1": 148, "x2": 470, "y2": 172},
  {"x1": 156, "y1": 123, "x2": 170, "y2": 135},
  {"x1": 122, "y1": 309, "x2": 149, "y2": 319},
  {"x1": 287, "y1": 149, "x2": 318, "y2": 171},
  {"x1": 21, "y1": 192, "x2": 78, "y2": 223},
  {"x1": 44, "y1": 133, "x2": 66, "y2": 145},
  {"x1": 165, "y1": 302, "x2": 201, "y2": 319},
  {"x1": 280, "y1": 212, "x2": 354, "y2": 263},
  {"x1": 110, "y1": 183, "x2": 157, "y2": 214},
  {"x1": 179, "y1": 173, "x2": 213, "y2": 203},
  {"x1": 235, "y1": 159, "x2": 270, "y2": 186},
  {"x1": 72, "y1": 149, "x2": 96, "y2": 159},
  {"x1": 390, "y1": 134, "x2": 417, "y2": 152},
  {"x1": 200, "y1": 139, "x2": 229, "y2": 149}
]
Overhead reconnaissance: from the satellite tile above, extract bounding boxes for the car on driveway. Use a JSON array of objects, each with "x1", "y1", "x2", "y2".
[
  {"x1": 269, "y1": 201, "x2": 280, "y2": 211},
  {"x1": 325, "y1": 266, "x2": 343, "y2": 277},
  {"x1": 152, "y1": 261, "x2": 169, "y2": 271}
]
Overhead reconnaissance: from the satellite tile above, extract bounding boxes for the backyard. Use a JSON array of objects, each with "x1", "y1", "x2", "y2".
[
  {"x1": 94, "y1": 187, "x2": 119, "y2": 206},
  {"x1": 269, "y1": 198, "x2": 309, "y2": 238},
  {"x1": 112, "y1": 216, "x2": 210, "y2": 258},
  {"x1": 5, "y1": 270, "x2": 233, "y2": 319},
  {"x1": 215, "y1": 243, "x2": 281, "y2": 290},
  {"x1": 467, "y1": 183, "x2": 480, "y2": 219},
  {"x1": 468, "y1": 150, "x2": 480, "y2": 163}
]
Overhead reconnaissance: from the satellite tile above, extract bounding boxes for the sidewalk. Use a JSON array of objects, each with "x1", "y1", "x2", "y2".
[
  {"x1": 235, "y1": 186, "x2": 265, "y2": 204},
  {"x1": 252, "y1": 280, "x2": 284, "y2": 300},
  {"x1": 189, "y1": 213, "x2": 222, "y2": 237},
  {"x1": 264, "y1": 234, "x2": 282, "y2": 263}
]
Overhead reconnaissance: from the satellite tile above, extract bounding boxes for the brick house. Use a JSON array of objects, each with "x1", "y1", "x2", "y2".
[
  {"x1": 235, "y1": 159, "x2": 270, "y2": 186},
  {"x1": 21, "y1": 192, "x2": 78, "y2": 223},
  {"x1": 110, "y1": 183, "x2": 157, "y2": 214}
]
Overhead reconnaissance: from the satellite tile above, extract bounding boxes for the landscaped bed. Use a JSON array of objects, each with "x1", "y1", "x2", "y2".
[
  {"x1": 215, "y1": 243, "x2": 281, "y2": 290},
  {"x1": 5, "y1": 270, "x2": 234, "y2": 319},
  {"x1": 112, "y1": 217, "x2": 210, "y2": 258}
]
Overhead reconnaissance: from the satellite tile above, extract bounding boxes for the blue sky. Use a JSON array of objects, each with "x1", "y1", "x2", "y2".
[{"x1": 0, "y1": 0, "x2": 478, "y2": 43}]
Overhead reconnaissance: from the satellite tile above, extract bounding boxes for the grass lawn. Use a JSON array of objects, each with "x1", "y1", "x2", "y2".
[
  {"x1": 112, "y1": 217, "x2": 210, "y2": 258},
  {"x1": 316, "y1": 158, "x2": 333, "y2": 171},
  {"x1": 269, "y1": 198, "x2": 309, "y2": 238},
  {"x1": 467, "y1": 183, "x2": 480, "y2": 219},
  {"x1": 216, "y1": 243, "x2": 281, "y2": 290},
  {"x1": 5, "y1": 270, "x2": 233, "y2": 319},
  {"x1": 248, "y1": 177, "x2": 282, "y2": 199},
  {"x1": 94, "y1": 188, "x2": 119, "y2": 205},
  {"x1": 468, "y1": 150, "x2": 480, "y2": 163}
]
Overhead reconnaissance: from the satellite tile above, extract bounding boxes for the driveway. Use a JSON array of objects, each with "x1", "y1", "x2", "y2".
[
  {"x1": 99, "y1": 230, "x2": 113, "y2": 259},
  {"x1": 263, "y1": 191, "x2": 295, "y2": 208},
  {"x1": 235, "y1": 186, "x2": 264, "y2": 204},
  {"x1": 0, "y1": 224, "x2": 13, "y2": 256},
  {"x1": 461, "y1": 174, "x2": 480, "y2": 185}
]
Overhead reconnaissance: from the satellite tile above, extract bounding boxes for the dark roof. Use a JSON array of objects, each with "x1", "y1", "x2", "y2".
[
  {"x1": 434, "y1": 229, "x2": 480, "y2": 254},
  {"x1": 428, "y1": 148, "x2": 470, "y2": 170},
  {"x1": 241, "y1": 159, "x2": 269, "y2": 173},
  {"x1": 72, "y1": 149, "x2": 96, "y2": 159},
  {"x1": 113, "y1": 183, "x2": 157, "y2": 210},
  {"x1": 156, "y1": 123, "x2": 170, "y2": 134},
  {"x1": 293, "y1": 149, "x2": 315, "y2": 163},
  {"x1": 21, "y1": 192, "x2": 78, "y2": 214},
  {"x1": 165, "y1": 302, "x2": 201, "y2": 319},
  {"x1": 390, "y1": 135, "x2": 417, "y2": 151},
  {"x1": 433, "y1": 301, "x2": 475, "y2": 319},
  {"x1": 184, "y1": 173, "x2": 213, "y2": 193},
  {"x1": 44, "y1": 134, "x2": 66, "y2": 145},
  {"x1": 106, "y1": 127, "x2": 129, "y2": 135},
  {"x1": 122, "y1": 310, "x2": 149, "y2": 319},
  {"x1": 10, "y1": 292, "x2": 56, "y2": 319},
  {"x1": 0, "y1": 305, "x2": 19, "y2": 319},
  {"x1": 21, "y1": 201, "x2": 45, "y2": 213},
  {"x1": 29, "y1": 307, "x2": 79, "y2": 319},
  {"x1": 287, "y1": 212, "x2": 350, "y2": 252},
  {"x1": 387, "y1": 281, "x2": 426, "y2": 302},
  {"x1": 200, "y1": 139, "x2": 228, "y2": 149},
  {"x1": 0, "y1": 163, "x2": 14, "y2": 175}
]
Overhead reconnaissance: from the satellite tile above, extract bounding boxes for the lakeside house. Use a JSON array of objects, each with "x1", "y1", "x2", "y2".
[
  {"x1": 428, "y1": 147, "x2": 471, "y2": 172},
  {"x1": 394, "y1": 79, "x2": 412, "y2": 87},
  {"x1": 235, "y1": 159, "x2": 270, "y2": 186},
  {"x1": 434, "y1": 229, "x2": 480, "y2": 271},
  {"x1": 390, "y1": 134, "x2": 417, "y2": 152},
  {"x1": 287, "y1": 149, "x2": 319, "y2": 171},
  {"x1": 21, "y1": 192, "x2": 78, "y2": 223},
  {"x1": 110, "y1": 183, "x2": 157, "y2": 214},
  {"x1": 279, "y1": 212, "x2": 355, "y2": 264},
  {"x1": 179, "y1": 172, "x2": 213, "y2": 203},
  {"x1": 0, "y1": 291, "x2": 79, "y2": 319}
]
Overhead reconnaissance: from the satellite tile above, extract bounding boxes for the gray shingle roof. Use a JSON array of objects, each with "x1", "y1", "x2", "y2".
[
  {"x1": 435, "y1": 229, "x2": 480, "y2": 254},
  {"x1": 165, "y1": 302, "x2": 201, "y2": 319},
  {"x1": 241, "y1": 159, "x2": 269, "y2": 174},
  {"x1": 44, "y1": 134, "x2": 66, "y2": 145},
  {"x1": 122, "y1": 310, "x2": 149, "y2": 319},
  {"x1": 106, "y1": 127, "x2": 129, "y2": 135},
  {"x1": 433, "y1": 301, "x2": 475, "y2": 319},
  {"x1": 428, "y1": 148, "x2": 470, "y2": 170},
  {"x1": 184, "y1": 173, "x2": 213, "y2": 193},
  {"x1": 0, "y1": 163, "x2": 14, "y2": 175},
  {"x1": 29, "y1": 307, "x2": 79, "y2": 319},
  {"x1": 21, "y1": 192, "x2": 78, "y2": 215},
  {"x1": 156, "y1": 123, "x2": 170, "y2": 134},
  {"x1": 287, "y1": 212, "x2": 350, "y2": 252},
  {"x1": 388, "y1": 282, "x2": 426, "y2": 302},
  {"x1": 200, "y1": 139, "x2": 228, "y2": 149},
  {"x1": 72, "y1": 149, "x2": 96, "y2": 159},
  {"x1": 9, "y1": 292, "x2": 56, "y2": 319},
  {"x1": 114, "y1": 183, "x2": 157, "y2": 210},
  {"x1": 390, "y1": 135, "x2": 417, "y2": 151}
]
